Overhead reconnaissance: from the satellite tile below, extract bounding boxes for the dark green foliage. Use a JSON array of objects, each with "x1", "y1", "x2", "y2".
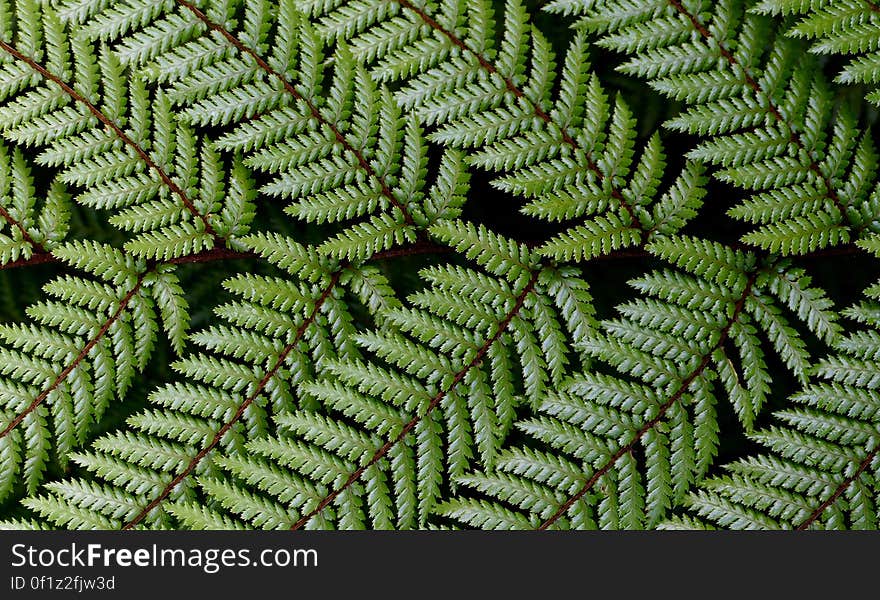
[{"x1": 0, "y1": 0, "x2": 877, "y2": 530}]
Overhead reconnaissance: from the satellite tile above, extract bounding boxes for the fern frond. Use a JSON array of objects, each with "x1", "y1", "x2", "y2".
[
  {"x1": 13, "y1": 227, "x2": 599, "y2": 529},
  {"x1": 0, "y1": 240, "x2": 190, "y2": 502},
  {"x1": 0, "y1": 0, "x2": 875, "y2": 534},
  {"x1": 8, "y1": 233, "x2": 372, "y2": 527},
  {"x1": 62, "y1": 0, "x2": 715, "y2": 263},
  {"x1": 562, "y1": 0, "x2": 880, "y2": 254},
  {"x1": 0, "y1": 142, "x2": 69, "y2": 264},
  {"x1": 671, "y1": 289, "x2": 880, "y2": 529},
  {"x1": 163, "y1": 0, "x2": 710, "y2": 260},
  {"x1": 753, "y1": 0, "x2": 880, "y2": 104},
  {"x1": 0, "y1": 2, "x2": 255, "y2": 258},
  {"x1": 72, "y1": 0, "x2": 453, "y2": 260},
  {"x1": 434, "y1": 240, "x2": 843, "y2": 529},
  {"x1": 393, "y1": 0, "x2": 708, "y2": 255}
]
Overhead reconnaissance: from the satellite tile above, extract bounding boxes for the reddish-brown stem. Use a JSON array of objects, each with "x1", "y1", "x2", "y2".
[
  {"x1": 591, "y1": 244, "x2": 866, "y2": 261},
  {"x1": 167, "y1": 247, "x2": 257, "y2": 265},
  {"x1": 0, "y1": 271, "x2": 149, "y2": 439},
  {"x1": 122, "y1": 270, "x2": 343, "y2": 529},
  {"x1": 0, "y1": 250, "x2": 57, "y2": 270},
  {"x1": 291, "y1": 269, "x2": 540, "y2": 529},
  {"x1": 397, "y1": 0, "x2": 569, "y2": 143},
  {"x1": 0, "y1": 39, "x2": 218, "y2": 239},
  {"x1": 371, "y1": 240, "x2": 451, "y2": 260},
  {"x1": 537, "y1": 272, "x2": 757, "y2": 529},
  {"x1": 175, "y1": 0, "x2": 416, "y2": 228},
  {"x1": 0, "y1": 245, "x2": 269, "y2": 441},
  {"x1": 796, "y1": 447, "x2": 879, "y2": 530},
  {"x1": 0, "y1": 204, "x2": 44, "y2": 252},
  {"x1": 0, "y1": 240, "x2": 862, "y2": 275},
  {"x1": 666, "y1": 0, "x2": 846, "y2": 218},
  {"x1": 119, "y1": 238, "x2": 456, "y2": 526},
  {"x1": 394, "y1": 0, "x2": 639, "y2": 225},
  {"x1": 0, "y1": 248, "x2": 259, "y2": 271}
]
